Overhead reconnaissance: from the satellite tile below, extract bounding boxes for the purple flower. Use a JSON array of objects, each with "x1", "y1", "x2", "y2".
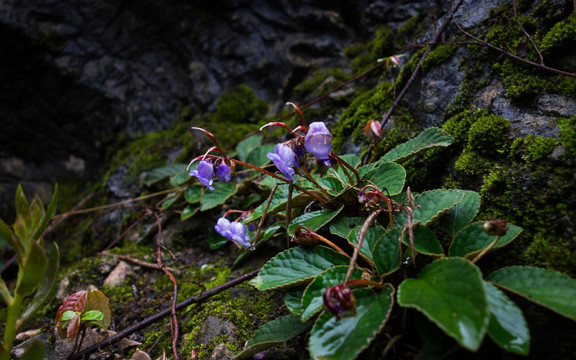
[
  {"x1": 214, "y1": 218, "x2": 251, "y2": 247},
  {"x1": 190, "y1": 160, "x2": 215, "y2": 190},
  {"x1": 305, "y1": 122, "x2": 332, "y2": 162},
  {"x1": 267, "y1": 143, "x2": 297, "y2": 181},
  {"x1": 216, "y1": 163, "x2": 231, "y2": 182}
]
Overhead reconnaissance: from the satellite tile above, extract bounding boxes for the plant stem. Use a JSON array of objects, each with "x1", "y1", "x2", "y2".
[
  {"x1": 286, "y1": 182, "x2": 294, "y2": 248},
  {"x1": 345, "y1": 210, "x2": 380, "y2": 283},
  {"x1": 0, "y1": 292, "x2": 23, "y2": 360},
  {"x1": 471, "y1": 236, "x2": 501, "y2": 264},
  {"x1": 334, "y1": 154, "x2": 361, "y2": 184}
]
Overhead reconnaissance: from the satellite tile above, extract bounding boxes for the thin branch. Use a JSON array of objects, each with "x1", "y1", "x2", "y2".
[
  {"x1": 345, "y1": 210, "x2": 380, "y2": 283},
  {"x1": 513, "y1": 0, "x2": 544, "y2": 65},
  {"x1": 69, "y1": 269, "x2": 260, "y2": 360},
  {"x1": 453, "y1": 19, "x2": 576, "y2": 78},
  {"x1": 101, "y1": 252, "x2": 182, "y2": 276}
]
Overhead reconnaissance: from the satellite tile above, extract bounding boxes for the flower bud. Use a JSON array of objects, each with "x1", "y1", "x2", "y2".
[
  {"x1": 323, "y1": 284, "x2": 356, "y2": 318},
  {"x1": 482, "y1": 220, "x2": 508, "y2": 236},
  {"x1": 216, "y1": 163, "x2": 231, "y2": 182},
  {"x1": 305, "y1": 122, "x2": 332, "y2": 162}
]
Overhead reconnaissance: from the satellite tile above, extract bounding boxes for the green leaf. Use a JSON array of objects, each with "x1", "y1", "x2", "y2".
[
  {"x1": 247, "y1": 144, "x2": 276, "y2": 167},
  {"x1": 379, "y1": 127, "x2": 453, "y2": 164},
  {"x1": 160, "y1": 192, "x2": 180, "y2": 210},
  {"x1": 200, "y1": 182, "x2": 239, "y2": 211},
  {"x1": 16, "y1": 242, "x2": 49, "y2": 295},
  {"x1": 180, "y1": 205, "x2": 198, "y2": 221},
  {"x1": 399, "y1": 225, "x2": 444, "y2": 256},
  {"x1": 20, "y1": 243, "x2": 59, "y2": 325},
  {"x1": 329, "y1": 217, "x2": 364, "y2": 239},
  {"x1": 170, "y1": 172, "x2": 189, "y2": 186},
  {"x1": 488, "y1": 266, "x2": 576, "y2": 321},
  {"x1": 143, "y1": 164, "x2": 187, "y2": 187},
  {"x1": 360, "y1": 162, "x2": 406, "y2": 196},
  {"x1": 236, "y1": 134, "x2": 263, "y2": 162},
  {"x1": 347, "y1": 225, "x2": 386, "y2": 264},
  {"x1": 449, "y1": 222, "x2": 523, "y2": 258},
  {"x1": 81, "y1": 310, "x2": 104, "y2": 321},
  {"x1": 485, "y1": 282, "x2": 530, "y2": 355},
  {"x1": 0, "y1": 217, "x2": 20, "y2": 255},
  {"x1": 439, "y1": 190, "x2": 480, "y2": 237},
  {"x1": 60, "y1": 310, "x2": 77, "y2": 321},
  {"x1": 288, "y1": 206, "x2": 344, "y2": 236},
  {"x1": 244, "y1": 184, "x2": 294, "y2": 223},
  {"x1": 397, "y1": 257, "x2": 489, "y2": 351},
  {"x1": 309, "y1": 286, "x2": 395, "y2": 360},
  {"x1": 394, "y1": 189, "x2": 465, "y2": 228},
  {"x1": 21, "y1": 339, "x2": 45, "y2": 360},
  {"x1": 372, "y1": 227, "x2": 402, "y2": 277},
  {"x1": 207, "y1": 231, "x2": 229, "y2": 250},
  {"x1": 301, "y1": 266, "x2": 365, "y2": 321},
  {"x1": 236, "y1": 315, "x2": 313, "y2": 359},
  {"x1": 15, "y1": 185, "x2": 32, "y2": 227},
  {"x1": 284, "y1": 287, "x2": 305, "y2": 315},
  {"x1": 250, "y1": 246, "x2": 350, "y2": 290},
  {"x1": 327, "y1": 154, "x2": 361, "y2": 186},
  {"x1": 184, "y1": 186, "x2": 203, "y2": 204}
]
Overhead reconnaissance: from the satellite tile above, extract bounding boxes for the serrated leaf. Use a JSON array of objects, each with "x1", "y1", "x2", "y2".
[
  {"x1": 20, "y1": 243, "x2": 59, "y2": 325},
  {"x1": 329, "y1": 217, "x2": 364, "y2": 239},
  {"x1": 360, "y1": 162, "x2": 406, "y2": 196},
  {"x1": 439, "y1": 190, "x2": 480, "y2": 237},
  {"x1": 236, "y1": 314, "x2": 313, "y2": 359},
  {"x1": 399, "y1": 225, "x2": 444, "y2": 256},
  {"x1": 143, "y1": 164, "x2": 187, "y2": 187},
  {"x1": 379, "y1": 127, "x2": 453, "y2": 164},
  {"x1": 287, "y1": 206, "x2": 344, "y2": 236},
  {"x1": 394, "y1": 189, "x2": 465, "y2": 228},
  {"x1": 284, "y1": 287, "x2": 305, "y2": 315},
  {"x1": 247, "y1": 144, "x2": 276, "y2": 167},
  {"x1": 200, "y1": 182, "x2": 239, "y2": 211},
  {"x1": 184, "y1": 186, "x2": 203, "y2": 204},
  {"x1": 309, "y1": 285, "x2": 395, "y2": 360},
  {"x1": 249, "y1": 246, "x2": 350, "y2": 290},
  {"x1": 488, "y1": 266, "x2": 576, "y2": 321},
  {"x1": 485, "y1": 282, "x2": 530, "y2": 355},
  {"x1": 170, "y1": 172, "x2": 189, "y2": 186},
  {"x1": 301, "y1": 266, "x2": 365, "y2": 321},
  {"x1": 244, "y1": 184, "x2": 295, "y2": 223},
  {"x1": 347, "y1": 225, "x2": 386, "y2": 265},
  {"x1": 449, "y1": 222, "x2": 522, "y2": 258},
  {"x1": 327, "y1": 154, "x2": 361, "y2": 186},
  {"x1": 372, "y1": 227, "x2": 402, "y2": 277},
  {"x1": 397, "y1": 257, "x2": 489, "y2": 351},
  {"x1": 236, "y1": 134, "x2": 263, "y2": 162}
]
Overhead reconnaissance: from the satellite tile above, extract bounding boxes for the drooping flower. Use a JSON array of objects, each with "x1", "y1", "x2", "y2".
[
  {"x1": 190, "y1": 160, "x2": 215, "y2": 190},
  {"x1": 214, "y1": 217, "x2": 251, "y2": 247},
  {"x1": 323, "y1": 283, "x2": 356, "y2": 318},
  {"x1": 267, "y1": 143, "x2": 297, "y2": 180},
  {"x1": 305, "y1": 122, "x2": 332, "y2": 163},
  {"x1": 216, "y1": 163, "x2": 231, "y2": 182}
]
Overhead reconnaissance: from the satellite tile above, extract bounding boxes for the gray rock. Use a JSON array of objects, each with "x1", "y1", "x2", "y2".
[
  {"x1": 198, "y1": 315, "x2": 240, "y2": 346},
  {"x1": 210, "y1": 343, "x2": 234, "y2": 360}
]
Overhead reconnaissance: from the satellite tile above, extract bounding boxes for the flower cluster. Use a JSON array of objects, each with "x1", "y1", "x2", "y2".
[
  {"x1": 189, "y1": 160, "x2": 232, "y2": 191},
  {"x1": 267, "y1": 121, "x2": 333, "y2": 180},
  {"x1": 214, "y1": 217, "x2": 251, "y2": 247}
]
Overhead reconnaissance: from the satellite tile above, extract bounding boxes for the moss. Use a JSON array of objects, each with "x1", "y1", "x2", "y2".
[
  {"x1": 454, "y1": 150, "x2": 496, "y2": 176},
  {"x1": 442, "y1": 110, "x2": 489, "y2": 147},
  {"x1": 558, "y1": 116, "x2": 576, "y2": 156},
  {"x1": 292, "y1": 67, "x2": 350, "y2": 99},
  {"x1": 467, "y1": 114, "x2": 510, "y2": 157},
  {"x1": 539, "y1": 15, "x2": 576, "y2": 55},
  {"x1": 511, "y1": 134, "x2": 558, "y2": 164},
  {"x1": 331, "y1": 82, "x2": 394, "y2": 151},
  {"x1": 396, "y1": 14, "x2": 427, "y2": 48},
  {"x1": 421, "y1": 44, "x2": 459, "y2": 72},
  {"x1": 212, "y1": 84, "x2": 267, "y2": 124},
  {"x1": 347, "y1": 25, "x2": 395, "y2": 74}
]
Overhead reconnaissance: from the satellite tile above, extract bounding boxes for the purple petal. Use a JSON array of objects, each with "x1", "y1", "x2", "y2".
[
  {"x1": 305, "y1": 122, "x2": 332, "y2": 161},
  {"x1": 190, "y1": 160, "x2": 215, "y2": 190},
  {"x1": 216, "y1": 163, "x2": 231, "y2": 182}
]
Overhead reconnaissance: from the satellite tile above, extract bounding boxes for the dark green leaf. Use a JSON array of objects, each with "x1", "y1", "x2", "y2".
[
  {"x1": 379, "y1": 127, "x2": 453, "y2": 164},
  {"x1": 0, "y1": 217, "x2": 19, "y2": 255},
  {"x1": 327, "y1": 154, "x2": 361, "y2": 186},
  {"x1": 397, "y1": 257, "x2": 489, "y2": 351},
  {"x1": 143, "y1": 164, "x2": 187, "y2": 187},
  {"x1": 347, "y1": 225, "x2": 386, "y2": 265},
  {"x1": 200, "y1": 182, "x2": 239, "y2": 211},
  {"x1": 170, "y1": 172, "x2": 190, "y2": 186},
  {"x1": 284, "y1": 287, "x2": 305, "y2": 315},
  {"x1": 309, "y1": 286, "x2": 395, "y2": 360},
  {"x1": 236, "y1": 314, "x2": 313, "y2": 359},
  {"x1": 372, "y1": 227, "x2": 402, "y2": 277},
  {"x1": 160, "y1": 192, "x2": 180, "y2": 210},
  {"x1": 449, "y1": 222, "x2": 523, "y2": 258},
  {"x1": 207, "y1": 231, "x2": 229, "y2": 250},
  {"x1": 180, "y1": 205, "x2": 198, "y2": 221},
  {"x1": 288, "y1": 206, "x2": 344, "y2": 236},
  {"x1": 394, "y1": 189, "x2": 465, "y2": 227},
  {"x1": 21, "y1": 339, "x2": 45, "y2": 360},
  {"x1": 399, "y1": 225, "x2": 444, "y2": 256},
  {"x1": 301, "y1": 266, "x2": 365, "y2": 321},
  {"x1": 250, "y1": 246, "x2": 350, "y2": 290},
  {"x1": 488, "y1": 266, "x2": 576, "y2": 321},
  {"x1": 247, "y1": 144, "x2": 276, "y2": 167},
  {"x1": 485, "y1": 282, "x2": 530, "y2": 355},
  {"x1": 439, "y1": 190, "x2": 480, "y2": 237},
  {"x1": 185, "y1": 186, "x2": 203, "y2": 204},
  {"x1": 361, "y1": 162, "x2": 406, "y2": 196},
  {"x1": 244, "y1": 184, "x2": 294, "y2": 223},
  {"x1": 236, "y1": 134, "x2": 263, "y2": 162},
  {"x1": 329, "y1": 217, "x2": 364, "y2": 239}
]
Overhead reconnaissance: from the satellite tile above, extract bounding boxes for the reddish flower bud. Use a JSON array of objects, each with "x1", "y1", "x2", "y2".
[
  {"x1": 323, "y1": 284, "x2": 356, "y2": 318},
  {"x1": 482, "y1": 220, "x2": 508, "y2": 236}
]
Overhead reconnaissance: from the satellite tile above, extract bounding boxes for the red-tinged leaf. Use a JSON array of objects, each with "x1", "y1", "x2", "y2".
[
  {"x1": 56, "y1": 291, "x2": 87, "y2": 339},
  {"x1": 87, "y1": 289, "x2": 111, "y2": 330},
  {"x1": 67, "y1": 315, "x2": 81, "y2": 341}
]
